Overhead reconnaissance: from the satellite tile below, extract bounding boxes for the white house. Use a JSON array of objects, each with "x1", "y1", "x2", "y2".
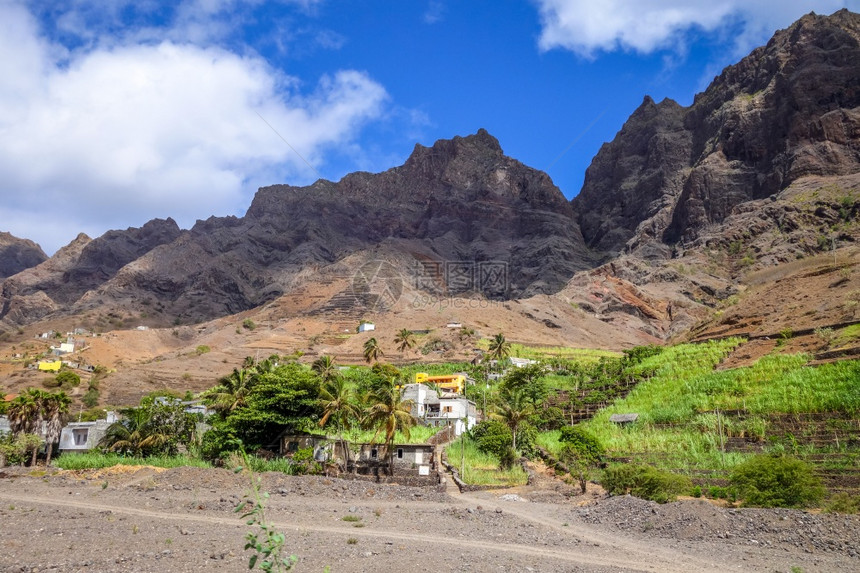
[
  {"x1": 507, "y1": 357, "x2": 538, "y2": 368},
  {"x1": 401, "y1": 383, "x2": 438, "y2": 418},
  {"x1": 425, "y1": 395, "x2": 477, "y2": 436},
  {"x1": 52, "y1": 342, "x2": 75, "y2": 355},
  {"x1": 358, "y1": 322, "x2": 375, "y2": 333},
  {"x1": 401, "y1": 383, "x2": 477, "y2": 436},
  {"x1": 58, "y1": 412, "x2": 118, "y2": 453}
]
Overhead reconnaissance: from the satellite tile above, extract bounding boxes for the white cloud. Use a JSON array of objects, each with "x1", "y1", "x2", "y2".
[
  {"x1": 424, "y1": 1, "x2": 446, "y2": 24},
  {"x1": 534, "y1": 0, "x2": 852, "y2": 57},
  {"x1": 0, "y1": 1, "x2": 387, "y2": 254}
]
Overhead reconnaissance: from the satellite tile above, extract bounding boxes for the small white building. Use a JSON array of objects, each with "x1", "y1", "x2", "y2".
[
  {"x1": 401, "y1": 383, "x2": 438, "y2": 418},
  {"x1": 58, "y1": 412, "x2": 118, "y2": 453},
  {"x1": 401, "y1": 383, "x2": 477, "y2": 436},
  {"x1": 426, "y1": 396, "x2": 478, "y2": 436},
  {"x1": 52, "y1": 342, "x2": 75, "y2": 355},
  {"x1": 507, "y1": 357, "x2": 538, "y2": 368},
  {"x1": 358, "y1": 322, "x2": 375, "y2": 333}
]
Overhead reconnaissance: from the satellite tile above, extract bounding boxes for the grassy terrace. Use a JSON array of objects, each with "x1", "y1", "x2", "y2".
[
  {"x1": 538, "y1": 340, "x2": 860, "y2": 479},
  {"x1": 445, "y1": 438, "x2": 529, "y2": 487}
]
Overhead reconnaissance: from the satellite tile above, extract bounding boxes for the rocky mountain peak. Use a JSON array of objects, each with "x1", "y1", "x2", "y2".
[
  {"x1": 405, "y1": 128, "x2": 503, "y2": 166},
  {"x1": 0, "y1": 232, "x2": 47, "y2": 280},
  {"x1": 574, "y1": 8, "x2": 860, "y2": 253}
]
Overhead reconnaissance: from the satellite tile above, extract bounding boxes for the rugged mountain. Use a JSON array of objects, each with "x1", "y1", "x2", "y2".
[
  {"x1": 1, "y1": 10, "x2": 858, "y2": 347},
  {"x1": 557, "y1": 10, "x2": 860, "y2": 341},
  {"x1": 0, "y1": 232, "x2": 47, "y2": 281},
  {"x1": 573, "y1": 9, "x2": 860, "y2": 256},
  {"x1": 0, "y1": 220, "x2": 181, "y2": 324},
  {"x1": 0, "y1": 130, "x2": 595, "y2": 326}
]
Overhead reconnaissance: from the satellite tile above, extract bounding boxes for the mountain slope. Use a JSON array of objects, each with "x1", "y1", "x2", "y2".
[
  {"x1": 0, "y1": 232, "x2": 47, "y2": 281},
  {"x1": 0, "y1": 10, "x2": 858, "y2": 352},
  {"x1": 572, "y1": 9, "x2": 860, "y2": 255},
  {"x1": 0, "y1": 130, "x2": 595, "y2": 327}
]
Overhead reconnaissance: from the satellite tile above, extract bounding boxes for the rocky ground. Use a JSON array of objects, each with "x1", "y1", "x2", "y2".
[{"x1": 0, "y1": 464, "x2": 857, "y2": 573}]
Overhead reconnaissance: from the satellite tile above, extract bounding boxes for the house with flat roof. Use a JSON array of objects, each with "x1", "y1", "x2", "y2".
[{"x1": 58, "y1": 412, "x2": 118, "y2": 453}]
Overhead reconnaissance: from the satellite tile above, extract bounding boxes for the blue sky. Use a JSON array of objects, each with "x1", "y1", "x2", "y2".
[{"x1": 1, "y1": 0, "x2": 857, "y2": 254}]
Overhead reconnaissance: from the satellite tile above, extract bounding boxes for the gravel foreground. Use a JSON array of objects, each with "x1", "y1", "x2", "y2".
[{"x1": 0, "y1": 465, "x2": 857, "y2": 573}]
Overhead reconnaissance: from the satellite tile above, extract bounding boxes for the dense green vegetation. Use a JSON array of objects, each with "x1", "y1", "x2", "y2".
[
  {"x1": 571, "y1": 341, "x2": 860, "y2": 470},
  {"x1": 5, "y1": 331, "x2": 857, "y2": 509},
  {"x1": 446, "y1": 438, "x2": 528, "y2": 486},
  {"x1": 521, "y1": 339, "x2": 859, "y2": 506},
  {"x1": 55, "y1": 452, "x2": 211, "y2": 470}
]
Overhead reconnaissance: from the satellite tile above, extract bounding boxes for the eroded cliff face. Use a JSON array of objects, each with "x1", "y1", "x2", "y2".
[
  {"x1": 0, "y1": 220, "x2": 182, "y2": 325},
  {"x1": 573, "y1": 9, "x2": 860, "y2": 256},
  {"x1": 2, "y1": 11, "x2": 858, "y2": 343},
  {"x1": 0, "y1": 232, "x2": 47, "y2": 281},
  {"x1": 0, "y1": 130, "x2": 595, "y2": 326}
]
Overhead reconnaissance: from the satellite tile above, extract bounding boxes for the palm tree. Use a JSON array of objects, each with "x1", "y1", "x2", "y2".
[
  {"x1": 8, "y1": 389, "x2": 66, "y2": 466},
  {"x1": 486, "y1": 333, "x2": 511, "y2": 364},
  {"x1": 25, "y1": 389, "x2": 52, "y2": 465},
  {"x1": 364, "y1": 379, "x2": 415, "y2": 474},
  {"x1": 318, "y1": 377, "x2": 359, "y2": 470},
  {"x1": 394, "y1": 329, "x2": 416, "y2": 354},
  {"x1": 99, "y1": 408, "x2": 169, "y2": 456},
  {"x1": 491, "y1": 391, "x2": 534, "y2": 451},
  {"x1": 363, "y1": 337, "x2": 383, "y2": 364},
  {"x1": 6, "y1": 392, "x2": 38, "y2": 436},
  {"x1": 312, "y1": 355, "x2": 339, "y2": 384},
  {"x1": 200, "y1": 368, "x2": 255, "y2": 414},
  {"x1": 42, "y1": 392, "x2": 71, "y2": 466}
]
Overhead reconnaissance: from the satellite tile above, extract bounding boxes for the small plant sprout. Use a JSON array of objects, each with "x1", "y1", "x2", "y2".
[{"x1": 234, "y1": 453, "x2": 297, "y2": 572}]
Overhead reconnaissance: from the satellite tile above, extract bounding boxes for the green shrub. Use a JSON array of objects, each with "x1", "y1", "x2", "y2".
[
  {"x1": 286, "y1": 447, "x2": 322, "y2": 475},
  {"x1": 708, "y1": 485, "x2": 728, "y2": 499},
  {"x1": 515, "y1": 422, "x2": 538, "y2": 458},
  {"x1": 823, "y1": 492, "x2": 859, "y2": 514},
  {"x1": 532, "y1": 406, "x2": 566, "y2": 430},
  {"x1": 195, "y1": 345, "x2": 211, "y2": 355},
  {"x1": 559, "y1": 426, "x2": 606, "y2": 494},
  {"x1": 730, "y1": 454, "x2": 825, "y2": 508},
  {"x1": 81, "y1": 388, "x2": 100, "y2": 408},
  {"x1": 498, "y1": 446, "x2": 518, "y2": 470},
  {"x1": 56, "y1": 371, "x2": 81, "y2": 389},
  {"x1": 242, "y1": 319, "x2": 256, "y2": 331},
  {"x1": 601, "y1": 464, "x2": 693, "y2": 503},
  {"x1": 470, "y1": 420, "x2": 513, "y2": 460},
  {"x1": 200, "y1": 425, "x2": 243, "y2": 462},
  {"x1": 559, "y1": 426, "x2": 605, "y2": 461}
]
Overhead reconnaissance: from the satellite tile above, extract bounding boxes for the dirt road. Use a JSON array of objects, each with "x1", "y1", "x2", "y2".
[{"x1": 0, "y1": 466, "x2": 856, "y2": 572}]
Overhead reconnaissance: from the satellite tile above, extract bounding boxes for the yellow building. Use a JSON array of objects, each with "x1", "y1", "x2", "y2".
[
  {"x1": 38, "y1": 360, "x2": 62, "y2": 372},
  {"x1": 414, "y1": 372, "x2": 466, "y2": 395}
]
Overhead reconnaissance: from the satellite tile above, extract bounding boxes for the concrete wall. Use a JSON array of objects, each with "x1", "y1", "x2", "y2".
[{"x1": 58, "y1": 420, "x2": 111, "y2": 452}]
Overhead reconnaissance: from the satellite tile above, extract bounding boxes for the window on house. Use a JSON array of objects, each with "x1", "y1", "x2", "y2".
[
  {"x1": 370, "y1": 448, "x2": 378, "y2": 459},
  {"x1": 287, "y1": 441, "x2": 299, "y2": 452},
  {"x1": 72, "y1": 429, "x2": 88, "y2": 446},
  {"x1": 397, "y1": 448, "x2": 404, "y2": 459}
]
